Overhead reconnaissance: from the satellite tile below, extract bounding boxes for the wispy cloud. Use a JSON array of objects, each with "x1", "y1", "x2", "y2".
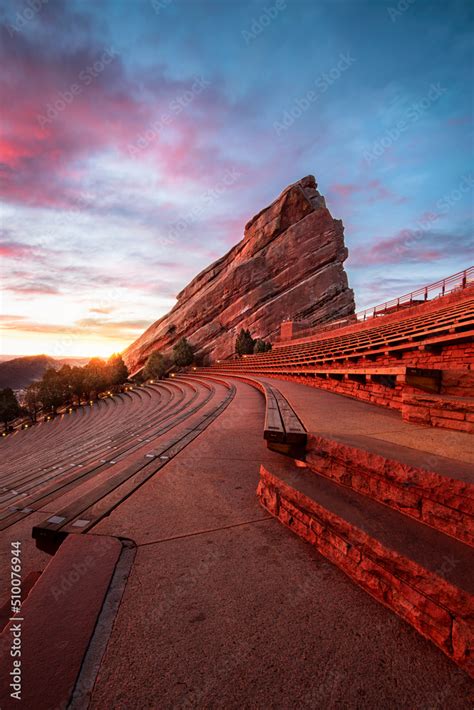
[
  {"x1": 0, "y1": 0, "x2": 472, "y2": 355},
  {"x1": 350, "y1": 227, "x2": 473, "y2": 267}
]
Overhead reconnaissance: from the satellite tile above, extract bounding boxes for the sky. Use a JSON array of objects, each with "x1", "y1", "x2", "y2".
[{"x1": 0, "y1": 0, "x2": 473, "y2": 358}]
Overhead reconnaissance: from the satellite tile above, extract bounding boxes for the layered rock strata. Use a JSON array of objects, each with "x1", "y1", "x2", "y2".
[{"x1": 123, "y1": 175, "x2": 354, "y2": 371}]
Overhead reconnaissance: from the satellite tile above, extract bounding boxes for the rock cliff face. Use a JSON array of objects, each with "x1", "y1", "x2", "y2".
[{"x1": 123, "y1": 175, "x2": 355, "y2": 372}]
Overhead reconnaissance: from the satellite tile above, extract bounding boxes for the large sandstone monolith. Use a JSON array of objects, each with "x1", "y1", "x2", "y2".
[{"x1": 123, "y1": 175, "x2": 355, "y2": 372}]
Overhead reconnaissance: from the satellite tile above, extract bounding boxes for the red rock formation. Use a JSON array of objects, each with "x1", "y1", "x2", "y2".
[{"x1": 123, "y1": 175, "x2": 355, "y2": 372}]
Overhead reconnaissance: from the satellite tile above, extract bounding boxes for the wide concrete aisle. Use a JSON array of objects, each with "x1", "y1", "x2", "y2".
[
  {"x1": 255, "y1": 376, "x2": 474, "y2": 476},
  {"x1": 88, "y1": 381, "x2": 471, "y2": 708}
]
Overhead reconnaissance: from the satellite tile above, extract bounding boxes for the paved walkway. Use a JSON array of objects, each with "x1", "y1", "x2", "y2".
[
  {"x1": 254, "y1": 376, "x2": 474, "y2": 479},
  {"x1": 88, "y1": 381, "x2": 471, "y2": 708}
]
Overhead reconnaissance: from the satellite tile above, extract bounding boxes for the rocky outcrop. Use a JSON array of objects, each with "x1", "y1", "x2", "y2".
[{"x1": 123, "y1": 175, "x2": 355, "y2": 372}]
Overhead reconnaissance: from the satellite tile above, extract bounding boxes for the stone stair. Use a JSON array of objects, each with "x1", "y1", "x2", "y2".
[{"x1": 257, "y1": 458, "x2": 474, "y2": 677}]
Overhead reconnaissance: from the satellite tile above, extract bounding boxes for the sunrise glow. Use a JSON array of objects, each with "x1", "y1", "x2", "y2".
[{"x1": 0, "y1": 1, "x2": 472, "y2": 359}]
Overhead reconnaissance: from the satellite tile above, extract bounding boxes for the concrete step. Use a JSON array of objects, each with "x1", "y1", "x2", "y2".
[
  {"x1": 0, "y1": 535, "x2": 128, "y2": 710},
  {"x1": 402, "y1": 391, "x2": 474, "y2": 433},
  {"x1": 306, "y1": 434, "x2": 474, "y2": 547},
  {"x1": 257, "y1": 458, "x2": 474, "y2": 677}
]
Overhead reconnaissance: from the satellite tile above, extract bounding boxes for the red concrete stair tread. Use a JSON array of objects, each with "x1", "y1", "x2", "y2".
[
  {"x1": 255, "y1": 377, "x2": 474, "y2": 475},
  {"x1": 316, "y1": 431, "x2": 474, "y2": 485},
  {"x1": 264, "y1": 457, "x2": 474, "y2": 598},
  {"x1": 0, "y1": 535, "x2": 123, "y2": 710},
  {"x1": 258, "y1": 461, "x2": 474, "y2": 674}
]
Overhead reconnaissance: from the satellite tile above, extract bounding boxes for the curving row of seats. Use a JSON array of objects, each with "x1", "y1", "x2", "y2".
[
  {"x1": 209, "y1": 295, "x2": 474, "y2": 373},
  {"x1": 0, "y1": 381, "x2": 192, "y2": 510},
  {"x1": 0, "y1": 376, "x2": 235, "y2": 546},
  {"x1": 1, "y1": 386, "x2": 165, "y2": 478}
]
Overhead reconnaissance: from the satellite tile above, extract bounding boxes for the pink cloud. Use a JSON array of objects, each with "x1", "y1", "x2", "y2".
[
  {"x1": 330, "y1": 183, "x2": 359, "y2": 198},
  {"x1": 349, "y1": 226, "x2": 469, "y2": 267},
  {"x1": 6, "y1": 282, "x2": 60, "y2": 296},
  {"x1": 0, "y1": 241, "x2": 37, "y2": 259},
  {"x1": 0, "y1": 24, "x2": 250, "y2": 209},
  {"x1": 329, "y1": 179, "x2": 405, "y2": 205}
]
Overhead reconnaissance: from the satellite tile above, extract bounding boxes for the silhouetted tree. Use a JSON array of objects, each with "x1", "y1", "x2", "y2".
[
  {"x1": 57, "y1": 364, "x2": 74, "y2": 404},
  {"x1": 235, "y1": 328, "x2": 255, "y2": 356},
  {"x1": 25, "y1": 382, "x2": 41, "y2": 423},
  {"x1": 82, "y1": 358, "x2": 108, "y2": 399},
  {"x1": 143, "y1": 351, "x2": 169, "y2": 380},
  {"x1": 132, "y1": 370, "x2": 145, "y2": 385},
  {"x1": 253, "y1": 338, "x2": 272, "y2": 354},
  {"x1": 173, "y1": 338, "x2": 194, "y2": 367},
  {"x1": 69, "y1": 366, "x2": 86, "y2": 402},
  {"x1": 107, "y1": 353, "x2": 129, "y2": 386},
  {"x1": 0, "y1": 388, "x2": 22, "y2": 432},
  {"x1": 39, "y1": 368, "x2": 66, "y2": 413}
]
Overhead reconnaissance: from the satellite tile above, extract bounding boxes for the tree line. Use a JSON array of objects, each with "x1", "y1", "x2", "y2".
[
  {"x1": 235, "y1": 329, "x2": 272, "y2": 356},
  {"x1": 0, "y1": 329, "x2": 270, "y2": 434},
  {"x1": 0, "y1": 353, "x2": 130, "y2": 432},
  {"x1": 0, "y1": 337, "x2": 197, "y2": 434},
  {"x1": 136, "y1": 337, "x2": 194, "y2": 382}
]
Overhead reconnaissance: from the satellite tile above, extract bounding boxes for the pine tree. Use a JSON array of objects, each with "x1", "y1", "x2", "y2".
[
  {"x1": 173, "y1": 337, "x2": 194, "y2": 367},
  {"x1": 107, "y1": 353, "x2": 129, "y2": 386},
  {"x1": 25, "y1": 382, "x2": 41, "y2": 422},
  {"x1": 235, "y1": 328, "x2": 255, "y2": 356},
  {"x1": 0, "y1": 388, "x2": 22, "y2": 432},
  {"x1": 143, "y1": 351, "x2": 169, "y2": 380}
]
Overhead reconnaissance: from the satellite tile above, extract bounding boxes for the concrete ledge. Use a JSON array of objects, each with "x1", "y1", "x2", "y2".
[
  {"x1": 257, "y1": 465, "x2": 474, "y2": 678},
  {"x1": 402, "y1": 392, "x2": 474, "y2": 433},
  {"x1": 0, "y1": 534, "x2": 123, "y2": 709},
  {"x1": 268, "y1": 372, "x2": 405, "y2": 410},
  {"x1": 306, "y1": 434, "x2": 474, "y2": 547}
]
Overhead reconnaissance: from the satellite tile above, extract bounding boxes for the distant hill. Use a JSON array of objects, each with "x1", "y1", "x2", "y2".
[
  {"x1": 0, "y1": 355, "x2": 90, "y2": 390},
  {"x1": 57, "y1": 357, "x2": 90, "y2": 367}
]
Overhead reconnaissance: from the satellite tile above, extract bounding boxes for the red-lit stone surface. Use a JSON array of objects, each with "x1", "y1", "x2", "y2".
[
  {"x1": 1, "y1": 377, "x2": 472, "y2": 706},
  {"x1": 210, "y1": 374, "x2": 474, "y2": 543},
  {"x1": 306, "y1": 434, "x2": 474, "y2": 546},
  {"x1": 0, "y1": 534, "x2": 122, "y2": 710},
  {"x1": 123, "y1": 175, "x2": 354, "y2": 371},
  {"x1": 88, "y1": 380, "x2": 472, "y2": 706},
  {"x1": 271, "y1": 286, "x2": 474, "y2": 354},
  {"x1": 257, "y1": 464, "x2": 474, "y2": 677},
  {"x1": 202, "y1": 285, "x2": 474, "y2": 424},
  {"x1": 402, "y1": 392, "x2": 474, "y2": 433}
]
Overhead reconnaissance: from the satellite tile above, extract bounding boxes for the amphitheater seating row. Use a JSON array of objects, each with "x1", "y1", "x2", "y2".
[
  {"x1": 0, "y1": 378, "x2": 227, "y2": 536},
  {"x1": 211, "y1": 295, "x2": 473, "y2": 371},
  {"x1": 32, "y1": 375, "x2": 236, "y2": 552}
]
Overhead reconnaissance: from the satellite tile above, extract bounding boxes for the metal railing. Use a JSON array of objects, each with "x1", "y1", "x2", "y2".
[
  {"x1": 356, "y1": 267, "x2": 473, "y2": 321},
  {"x1": 275, "y1": 267, "x2": 473, "y2": 344}
]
